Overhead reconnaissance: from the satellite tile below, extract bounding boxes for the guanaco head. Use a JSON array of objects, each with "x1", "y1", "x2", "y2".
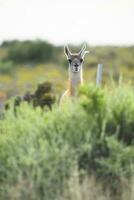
[{"x1": 64, "y1": 44, "x2": 89, "y2": 73}]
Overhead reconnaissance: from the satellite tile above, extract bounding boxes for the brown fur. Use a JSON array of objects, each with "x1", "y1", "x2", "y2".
[{"x1": 60, "y1": 79, "x2": 83, "y2": 105}]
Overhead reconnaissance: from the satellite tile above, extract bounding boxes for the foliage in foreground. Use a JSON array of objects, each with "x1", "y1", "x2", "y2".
[{"x1": 0, "y1": 84, "x2": 134, "y2": 200}]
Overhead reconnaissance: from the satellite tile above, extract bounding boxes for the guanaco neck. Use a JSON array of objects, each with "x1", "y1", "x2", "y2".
[{"x1": 68, "y1": 66, "x2": 83, "y2": 96}]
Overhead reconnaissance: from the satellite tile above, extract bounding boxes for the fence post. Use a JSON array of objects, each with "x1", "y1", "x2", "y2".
[{"x1": 96, "y1": 64, "x2": 103, "y2": 86}]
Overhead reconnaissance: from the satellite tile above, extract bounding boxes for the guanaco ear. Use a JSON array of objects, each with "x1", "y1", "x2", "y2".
[
  {"x1": 64, "y1": 45, "x2": 71, "y2": 58},
  {"x1": 79, "y1": 43, "x2": 90, "y2": 58}
]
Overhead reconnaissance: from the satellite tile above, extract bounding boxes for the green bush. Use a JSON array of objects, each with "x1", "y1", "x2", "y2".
[
  {"x1": 78, "y1": 83, "x2": 134, "y2": 193},
  {"x1": 0, "y1": 61, "x2": 14, "y2": 74},
  {"x1": 106, "y1": 85, "x2": 134, "y2": 145},
  {"x1": 0, "y1": 84, "x2": 133, "y2": 199},
  {"x1": 4, "y1": 40, "x2": 55, "y2": 63},
  {"x1": 0, "y1": 102, "x2": 91, "y2": 199}
]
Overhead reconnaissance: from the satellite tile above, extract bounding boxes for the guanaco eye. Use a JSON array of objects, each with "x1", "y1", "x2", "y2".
[
  {"x1": 80, "y1": 58, "x2": 83, "y2": 63},
  {"x1": 68, "y1": 59, "x2": 72, "y2": 64}
]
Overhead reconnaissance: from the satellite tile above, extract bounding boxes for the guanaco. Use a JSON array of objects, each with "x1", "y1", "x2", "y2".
[{"x1": 60, "y1": 44, "x2": 89, "y2": 104}]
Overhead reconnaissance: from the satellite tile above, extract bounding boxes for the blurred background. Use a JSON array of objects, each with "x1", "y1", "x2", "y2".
[
  {"x1": 0, "y1": 2, "x2": 134, "y2": 199},
  {"x1": 0, "y1": 0, "x2": 134, "y2": 108}
]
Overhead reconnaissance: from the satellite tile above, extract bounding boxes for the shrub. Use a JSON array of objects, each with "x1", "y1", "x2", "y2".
[
  {"x1": 106, "y1": 85, "x2": 134, "y2": 145},
  {"x1": 0, "y1": 84, "x2": 133, "y2": 199},
  {"x1": 0, "y1": 102, "x2": 91, "y2": 199},
  {"x1": 0, "y1": 61, "x2": 14, "y2": 74},
  {"x1": 78, "y1": 84, "x2": 134, "y2": 193},
  {"x1": 5, "y1": 40, "x2": 55, "y2": 63}
]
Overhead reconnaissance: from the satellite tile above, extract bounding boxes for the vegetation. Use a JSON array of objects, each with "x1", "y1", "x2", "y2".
[
  {"x1": 5, "y1": 82, "x2": 56, "y2": 114},
  {"x1": 1, "y1": 40, "x2": 55, "y2": 63},
  {"x1": 0, "y1": 40, "x2": 134, "y2": 199},
  {"x1": 0, "y1": 40, "x2": 134, "y2": 104},
  {"x1": 0, "y1": 84, "x2": 133, "y2": 200}
]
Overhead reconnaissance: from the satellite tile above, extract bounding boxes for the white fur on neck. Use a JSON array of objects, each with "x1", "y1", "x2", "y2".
[
  {"x1": 68, "y1": 65, "x2": 83, "y2": 96},
  {"x1": 69, "y1": 68, "x2": 83, "y2": 82}
]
